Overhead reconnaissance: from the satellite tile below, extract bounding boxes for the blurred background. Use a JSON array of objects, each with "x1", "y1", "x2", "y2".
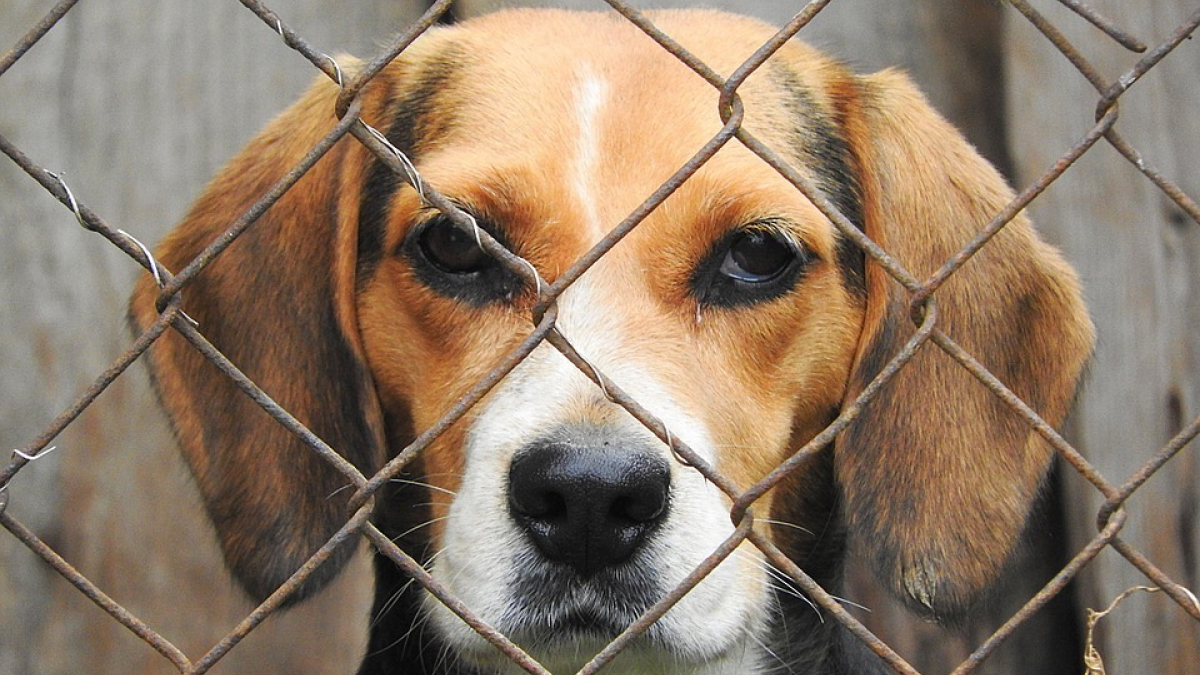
[{"x1": 1, "y1": 1, "x2": 1196, "y2": 673}]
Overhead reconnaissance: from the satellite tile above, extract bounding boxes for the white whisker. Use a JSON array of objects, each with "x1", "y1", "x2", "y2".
[
  {"x1": 389, "y1": 477, "x2": 458, "y2": 497},
  {"x1": 732, "y1": 550, "x2": 822, "y2": 618},
  {"x1": 757, "y1": 518, "x2": 815, "y2": 535},
  {"x1": 391, "y1": 516, "x2": 449, "y2": 543}
]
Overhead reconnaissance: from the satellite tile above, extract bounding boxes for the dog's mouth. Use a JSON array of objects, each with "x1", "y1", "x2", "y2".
[
  {"x1": 510, "y1": 607, "x2": 630, "y2": 646},
  {"x1": 502, "y1": 559, "x2": 662, "y2": 645}
]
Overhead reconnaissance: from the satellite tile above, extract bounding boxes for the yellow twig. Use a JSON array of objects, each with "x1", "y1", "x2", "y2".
[{"x1": 1083, "y1": 586, "x2": 1159, "y2": 675}]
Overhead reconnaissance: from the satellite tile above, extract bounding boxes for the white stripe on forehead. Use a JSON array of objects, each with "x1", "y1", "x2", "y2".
[{"x1": 572, "y1": 66, "x2": 609, "y2": 239}]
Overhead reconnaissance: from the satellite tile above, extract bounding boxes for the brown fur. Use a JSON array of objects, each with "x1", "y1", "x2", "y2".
[{"x1": 130, "y1": 6, "x2": 1092, "y2": 643}]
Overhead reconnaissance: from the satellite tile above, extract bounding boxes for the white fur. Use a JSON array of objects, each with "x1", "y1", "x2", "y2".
[{"x1": 572, "y1": 67, "x2": 608, "y2": 238}]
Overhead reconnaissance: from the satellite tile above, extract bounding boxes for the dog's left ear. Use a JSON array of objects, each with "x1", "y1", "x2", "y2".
[
  {"x1": 129, "y1": 67, "x2": 389, "y2": 604},
  {"x1": 830, "y1": 70, "x2": 1094, "y2": 621}
]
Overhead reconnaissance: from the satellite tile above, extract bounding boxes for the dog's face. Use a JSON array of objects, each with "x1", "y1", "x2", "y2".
[
  {"x1": 131, "y1": 9, "x2": 1094, "y2": 675},
  {"x1": 356, "y1": 15, "x2": 863, "y2": 671}
]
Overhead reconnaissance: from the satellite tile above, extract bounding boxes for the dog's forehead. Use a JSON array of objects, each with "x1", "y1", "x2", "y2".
[
  {"x1": 392, "y1": 9, "x2": 845, "y2": 157},
  {"x1": 368, "y1": 9, "x2": 857, "y2": 282}
]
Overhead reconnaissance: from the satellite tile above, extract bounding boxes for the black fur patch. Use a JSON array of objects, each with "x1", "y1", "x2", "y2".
[
  {"x1": 770, "y1": 67, "x2": 866, "y2": 297},
  {"x1": 357, "y1": 47, "x2": 467, "y2": 287}
]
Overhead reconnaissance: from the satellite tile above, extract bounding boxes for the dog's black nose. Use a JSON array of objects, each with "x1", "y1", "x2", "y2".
[{"x1": 508, "y1": 441, "x2": 671, "y2": 577}]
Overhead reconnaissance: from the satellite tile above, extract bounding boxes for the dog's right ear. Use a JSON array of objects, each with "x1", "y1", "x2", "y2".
[
  {"x1": 830, "y1": 69, "x2": 1093, "y2": 622},
  {"x1": 129, "y1": 66, "x2": 389, "y2": 604}
]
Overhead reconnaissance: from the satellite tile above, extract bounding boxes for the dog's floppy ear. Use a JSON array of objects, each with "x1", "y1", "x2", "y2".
[
  {"x1": 833, "y1": 70, "x2": 1093, "y2": 621},
  {"x1": 129, "y1": 69, "x2": 387, "y2": 604}
]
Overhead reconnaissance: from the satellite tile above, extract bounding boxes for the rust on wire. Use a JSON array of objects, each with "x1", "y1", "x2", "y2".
[
  {"x1": 1054, "y1": 0, "x2": 1148, "y2": 52},
  {"x1": 170, "y1": 318, "x2": 369, "y2": 489},
  {"x1": 0, "y1": 133, "x2": 172, "y2": 280},
  {"x1": 237, "y1": 0, "x2": 348, "y2": 87},
  {"x1": 545, "y1": 328, "x2": 740, "y2": 499},
  {"x1": 929, "y1": 328, "x2": 1118, "y2": 499},
  {"x1": 1095, "y1": 7, "x2": 1200, "y2": 116},
  {"x1": 917, "y1": 106, "x2": 1119, "y2": 303},
  {"x1": 349, "y1": 121, "x2": 546, "y2": 299},
  {"x1": 1108, "y1": 412, "x2": 1200, "y2": 517},
  {"x1": 158, "y1": 103, "x2": 362, "y2": 304},
  {"x1": 1008, "y1": 0, "x2": 1109, "y2": 92},
  {"x1": 1, "y1": 510, "x2": 192, "y2": 670},
  {"x1": 0, "y1": 0, "x2": 81, "y2": 77},
  {"x1": 189, "y1": 505, "x2": 377, "y2": 674},
  {"x1": 1111, "y1": 539, "x2": 1200, "y2": 620},
  {"x1": 750, "y1": 529, "x2": 923, "y2": 675},
  {"x1": 948, "y1": 509, "x2": 1129, "y2": 675},
  {"x1": 733, "y1": 299, "x2": 940, "y2": 519},
  {"x1": 721, "y1": 0, "x2": 834, "y2": 101},
  {"x1": 350, "y1": 306, "x2": 562, "y2": 510},
  {"x1": 363, "y1": 523, "x2": 554, "y2": 675},
  {"x1": 605, "y1": 0, "x2": 728, "y2": 87},
  {"x1": 0, "y1": 297, "x2": 184, "y2": 491},
  {"x1": 337, "y1": 0, "x2": 457, "y2": 117},
  {"x1": 1098, "y1": 9, "x2": 1200, "y2": 225},
  {"x1": 578, "y1": 514, "x2": 756, "y2": 675},
  {"x1": 1010, "y1": 0, "x2": 1200, "y2": 232}
]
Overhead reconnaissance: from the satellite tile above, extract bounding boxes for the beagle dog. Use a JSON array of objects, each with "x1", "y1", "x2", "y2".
[{"x1": 130, "y1": 9, "x2": 1093, "y2": 675}]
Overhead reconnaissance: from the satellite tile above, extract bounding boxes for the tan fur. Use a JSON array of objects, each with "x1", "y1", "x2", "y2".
[{"x1": 130, "y1": 8, "x2": 1092, "y2": 633}]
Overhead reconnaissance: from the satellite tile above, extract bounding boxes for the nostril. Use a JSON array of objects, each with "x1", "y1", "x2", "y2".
[
  {"x1": 610, "y1": 488, "x2": 667, "y2": 525},
  {"x1": 512, "y1": 488, "x2": 567, "y2": 521}
]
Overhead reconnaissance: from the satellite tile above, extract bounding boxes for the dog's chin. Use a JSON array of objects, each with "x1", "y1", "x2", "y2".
[{"x1": 434, "y1": 572, "x2": 766, "y2": 675}]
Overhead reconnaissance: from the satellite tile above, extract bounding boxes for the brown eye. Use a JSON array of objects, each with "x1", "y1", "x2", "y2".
[
  {"x1": 418, "y1": 217, "x2": 489, "y2": 274},
  {"x1": 719, "y1": 230, "x2": 796, "y2": 283}
]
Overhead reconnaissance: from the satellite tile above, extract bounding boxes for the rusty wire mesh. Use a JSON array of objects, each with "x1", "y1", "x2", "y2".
[{"x1": 2, "y1": 0, "x2": 1199, "y2": 673}]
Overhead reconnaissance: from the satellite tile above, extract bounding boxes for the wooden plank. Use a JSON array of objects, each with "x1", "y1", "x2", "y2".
[{"x1": 1006, "y1": 1, "x2": 1200, "y2": 673}]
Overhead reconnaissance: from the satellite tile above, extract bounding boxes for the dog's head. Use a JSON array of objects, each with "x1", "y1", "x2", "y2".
[{"x1": 130, "y1": 9, "x2": 1093, "y2": 674}]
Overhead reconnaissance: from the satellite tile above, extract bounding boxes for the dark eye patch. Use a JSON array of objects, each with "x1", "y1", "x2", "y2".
[
  {"x1": 402, "y1": 212, "x2": 524, "y2": 306},
  {"x1": 356, "y1": 46, "x2": 467, "y2": 288},
  {"x1": 691, "y1": 223, "x2": 812, "y2": 308}
]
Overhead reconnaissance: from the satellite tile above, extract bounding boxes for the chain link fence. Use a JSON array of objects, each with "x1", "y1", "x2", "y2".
[{"x1": 2, "y1": 0, "x2": 1198, "y2": 673}]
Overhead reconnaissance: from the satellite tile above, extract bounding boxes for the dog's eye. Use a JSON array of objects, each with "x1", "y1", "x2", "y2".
[
  {"x1": 417, "y1": 217, "x2": 489, "y2": 274},
  {"x1": 405, "y1": 214, "x2": 524, "y2": 306},
  {"x1": 719, "y1": 230, "x2": 795, "y2": 283},
  {"x1": 691, "y1": 225, "x2": 810, "y2": 308}
]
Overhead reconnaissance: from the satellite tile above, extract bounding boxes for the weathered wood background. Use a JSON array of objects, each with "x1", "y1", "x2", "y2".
[
  {"x1": 1007, "y1": 2, "x2": 1200, "y2": 673},
  {"x1": 0, "y1": 1, "x2": 1195, "y2": 673}
]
